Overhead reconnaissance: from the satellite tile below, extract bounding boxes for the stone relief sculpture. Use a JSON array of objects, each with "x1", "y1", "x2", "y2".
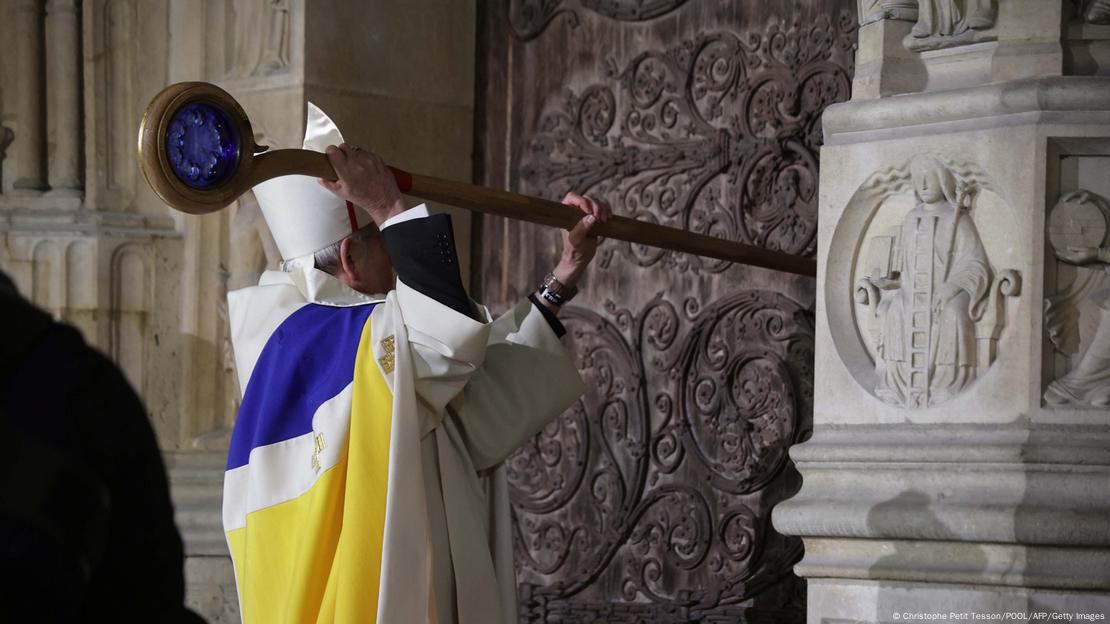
[
  {"x1": 905, "y1": 0, "x2": 997, "y2": 51},
  {"x1": 230, "y1": 0, "x2": 291, "y2": 77},
  {"x1": 509, "y1": 0, "x2": 691, "y2": 40},
  {"x1": 1044, "y1": 190, "x2": 1110, "y2": 406},
  {"x1": 855, "y1": 155, "x2": 1020, "y2": 408}
]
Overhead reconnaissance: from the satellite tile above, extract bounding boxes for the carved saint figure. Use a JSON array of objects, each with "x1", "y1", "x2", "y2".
[
  {"x1": 912, "y1": 0, "x2": 995, "y2": 38},
  {"x1": 870, "y1": 155, "x2": 992, "y2": 407},
  {"x1": 1045, "y1": 245, "x2": 1110, "y2": 406}
]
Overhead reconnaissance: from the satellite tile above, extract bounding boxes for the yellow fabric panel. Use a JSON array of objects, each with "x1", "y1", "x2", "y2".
[
  {"x1": 227, "y1": 317, "x2": 393, "y2": 624},
  {"x1": 227, "y1": 459, "x2": 347, "y2": 623},
  {"x1": 329, "y1": 318, "x2": 393, "y2": 621}
]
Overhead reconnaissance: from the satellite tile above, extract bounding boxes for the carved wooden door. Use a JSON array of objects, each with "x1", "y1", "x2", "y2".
[{"x1": 474, "y1": 2, "x2": 855, "y2": 621}]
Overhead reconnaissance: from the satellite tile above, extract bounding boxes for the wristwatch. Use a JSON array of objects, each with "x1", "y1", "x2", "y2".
[{"x1": 540, "y1": 272, "x2": 578, "y2": 306}]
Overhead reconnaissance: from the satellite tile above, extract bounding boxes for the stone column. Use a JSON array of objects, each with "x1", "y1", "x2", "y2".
[
  {"x1": 11, "y1": 0, "x2": 46, "y2": 194},
  {"x1": 774, "y1": 2, "x2": 1110, "y2": 621},
  {"x1": 46, "y1": 0, "x2": 82, "y2": 196}
]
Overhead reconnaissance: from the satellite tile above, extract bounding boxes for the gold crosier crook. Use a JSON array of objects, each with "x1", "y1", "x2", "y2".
[{"x1": 137, "y1": 81, "x2": 816, "y2": 278}]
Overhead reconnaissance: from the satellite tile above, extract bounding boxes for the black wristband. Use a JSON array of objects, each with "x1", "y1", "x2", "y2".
[{"x1": 527, "y1": 293, "x2": 567, "y2": 337}]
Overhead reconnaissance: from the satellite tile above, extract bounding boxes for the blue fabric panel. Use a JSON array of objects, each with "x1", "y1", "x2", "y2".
[{"x1": 227, "y1": 303, "x2": 376, "y2": 470}]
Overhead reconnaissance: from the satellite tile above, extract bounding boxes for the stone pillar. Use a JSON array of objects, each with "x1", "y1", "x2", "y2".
[
  {"x1": 774, "y1": 2, "x2": 1110, "y2": 621},
  {"x1": 46, "y1": 0, "x2": 82, "y2": 196},
  {"x1": 11, "y1": 0, "x2": 46, "y2": 194}
]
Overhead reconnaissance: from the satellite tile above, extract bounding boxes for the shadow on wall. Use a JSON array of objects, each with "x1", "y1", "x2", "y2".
[
  {"x1": 1017, "y1": 431, "x2": 1110, "y2": 615},
  {"x1": 868, "y1": 490, "x2": 989, "y2": 623}
]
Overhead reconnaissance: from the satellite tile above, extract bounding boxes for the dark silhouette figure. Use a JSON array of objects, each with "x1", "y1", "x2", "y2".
[{"x1": 0, "y1": 270, "x2": 204, "y2": 623}]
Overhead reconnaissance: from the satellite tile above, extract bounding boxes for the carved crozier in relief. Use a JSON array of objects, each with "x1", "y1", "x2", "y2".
[
  {"x1": 1044, "y1": 190, "x2": 1110, "y2": 406},
  {"x1": 852, "y1": 155, "x2": 1021, "y2": 409}
]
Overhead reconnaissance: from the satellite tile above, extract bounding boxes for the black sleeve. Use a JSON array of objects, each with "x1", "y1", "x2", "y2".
[
  {"x1": 528, "y1": 293, "x2": 567, "y2": 338},
  {"x1": 381, "y1": 213, "x2": 475, "y2": 320},
  {"x1": 382, "y1": 213, "x2": 569, "y2": 337}
]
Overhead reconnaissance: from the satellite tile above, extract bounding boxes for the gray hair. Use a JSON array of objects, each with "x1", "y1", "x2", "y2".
[{"x1": 313, "y1": 224, "x2": 380, "y2": 274}]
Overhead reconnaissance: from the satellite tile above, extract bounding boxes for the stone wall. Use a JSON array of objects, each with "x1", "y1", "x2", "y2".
[
  {"x1": 775, "y1": 1, "x2": 1110, "y2": 621},
  {"x1": 0, "y1": 1, "x2": 475, "y2": 621}
]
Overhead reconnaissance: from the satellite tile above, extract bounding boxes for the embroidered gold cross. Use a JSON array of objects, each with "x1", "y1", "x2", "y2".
[
  {"x1": 378, "y1": 334, "x2": 396, "y2": 374},
  {"x1": 310, "y1": 431, "x2": 326, "y2": 473}
]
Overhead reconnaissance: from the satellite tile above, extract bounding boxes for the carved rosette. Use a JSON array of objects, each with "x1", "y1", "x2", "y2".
[
  {"x1": 520, "y1": 14, "x2": 855, "y2": 269},
  {"x1": 507, "y1": 291, "x2": 814, "y2": 618}
]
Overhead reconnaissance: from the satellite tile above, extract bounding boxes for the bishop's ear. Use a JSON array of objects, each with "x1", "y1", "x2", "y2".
[{"x1": 335, "y1": 236, "x2": 360, "y2": 285}]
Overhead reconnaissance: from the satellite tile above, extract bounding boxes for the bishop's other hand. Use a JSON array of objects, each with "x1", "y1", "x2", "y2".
[{"x1": 318, "y1": 143, "x2": 407, "y2": 226}]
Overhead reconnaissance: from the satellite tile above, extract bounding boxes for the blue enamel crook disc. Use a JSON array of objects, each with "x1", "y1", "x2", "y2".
[{"x1": 165, "y1": 101, "x2": 240, "y2": 190}]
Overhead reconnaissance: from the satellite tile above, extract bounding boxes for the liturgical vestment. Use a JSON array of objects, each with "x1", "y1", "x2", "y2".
[{"x1": 224, "y1": 254, "x2": 584, "y2": 623}]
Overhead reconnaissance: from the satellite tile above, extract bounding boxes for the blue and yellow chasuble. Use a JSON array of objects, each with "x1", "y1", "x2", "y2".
[
  {"x1": 224, "y1": 271, "x2": 587, "y2": 624},
  {"x1": 225, "y1": 303, "x2": 393, "y2": 623}
]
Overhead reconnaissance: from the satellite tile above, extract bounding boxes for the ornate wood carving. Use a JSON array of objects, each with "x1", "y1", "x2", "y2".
[
  {"x1": 507, "y1": 292, "x2": 814, "y2": 620},
  {"x1": 477, "y1": 1, "x2": 855, "y2": 621},
  {"x1": 520, "y1": 15, "x2": 855, "y2": 266}
]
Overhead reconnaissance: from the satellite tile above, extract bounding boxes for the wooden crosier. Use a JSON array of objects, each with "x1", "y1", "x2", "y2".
[{"x1": 137, "y1": 81, "x2": 817, "y2": 278}]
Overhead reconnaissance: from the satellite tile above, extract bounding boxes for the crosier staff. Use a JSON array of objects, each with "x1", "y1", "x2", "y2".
[{"x1": 137, "y1": 81, "x2": 816, "y2": 278}]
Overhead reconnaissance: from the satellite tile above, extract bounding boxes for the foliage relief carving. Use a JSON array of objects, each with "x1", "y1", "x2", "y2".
[
  {"x1": 506, "y1": 291, "x2": 815, "y2": 620},
  {"x1": 520, "y1": 14, "x2": 855, "y2": 270}
]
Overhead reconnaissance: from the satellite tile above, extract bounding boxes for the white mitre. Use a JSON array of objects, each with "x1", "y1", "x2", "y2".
[{"x1": 253, "y1": 103, "x2": 374, "y2": 262}]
